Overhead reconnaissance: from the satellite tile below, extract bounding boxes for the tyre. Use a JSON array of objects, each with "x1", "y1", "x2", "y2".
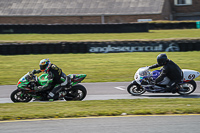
[
  {"x1": 10, "y1": 89, "x2": 33, "y2": 103},
  {"x1": 177, "y1": 80, "x2": 196, "y2": 95},
  {"x1": 64, "y1": 84, "x2": 87, "y2": 101},
  {"x1": 127, "y1": 81, "x2": 146, "y2": 96}
]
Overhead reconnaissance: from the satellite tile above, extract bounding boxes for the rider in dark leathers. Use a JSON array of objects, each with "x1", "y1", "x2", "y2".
[
  {"x1": 32, "y1": 59, "x2": 71, "y2": 101},
  {"x1": 148, "y1": 53, "x2": 183, "y2": 93}
]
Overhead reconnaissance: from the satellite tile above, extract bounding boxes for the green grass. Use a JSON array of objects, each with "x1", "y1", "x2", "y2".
[
  {"x1": 1, "y1": 29, "x2": 200, "y2": 121},
  {"x1": 0, "y1": 52, "x2": 199, "y2": 85},
  {"x1": 0, "y1": 98, "x2": 200, "y2": 121},
  {"x1": 0, "y1": 29, "x2": 200, "y2": 42}
]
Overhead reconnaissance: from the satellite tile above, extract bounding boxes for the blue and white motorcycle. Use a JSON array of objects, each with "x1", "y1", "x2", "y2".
[{"x1": 127, "y1": 67, "x2": 200, "y2": 95}]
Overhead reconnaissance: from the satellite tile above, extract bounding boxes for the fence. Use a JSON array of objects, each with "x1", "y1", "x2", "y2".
[
  {"x1": 0, "y1": 23, "x2": 148, "y2": 34},
  {"x1": 1, "y1": 40, "x2": 200, "y2": 55},
  {"x1": 0, "y1": 22, "x2": 198, "y2": 34},
  {"x1": 149, "y1": 22, "x2": 196, "y2": 29}
]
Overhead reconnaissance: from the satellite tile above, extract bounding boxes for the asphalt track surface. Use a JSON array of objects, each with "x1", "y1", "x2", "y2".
[
  {"x1": 0, "y1": 81, "x2": 200, "y2": 103},
  {"x1": 1, "y1": 115, "x2": 200, "y2": 133},
  {"x1": 1, "y1": 82, "x2": 200, "y2": 133}
]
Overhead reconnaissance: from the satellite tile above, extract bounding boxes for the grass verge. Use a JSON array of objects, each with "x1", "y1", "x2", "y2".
[
  {"x1": 0, "y1": 52, "x2": 200, "y2": 85},
  {"x1": 0, "y1": 29, "x2": 200, "y2": 42},
  {"x1": 0, "y1": 98, "x2": 200, "y2": 121}
]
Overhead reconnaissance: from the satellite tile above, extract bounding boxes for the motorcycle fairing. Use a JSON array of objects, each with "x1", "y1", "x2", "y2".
[
  {"x1": 182, "y1": 69, "x2": 200, "y2": 82},
  {"x1": 69, "y1": 74, "x2": 87, "y2": 85},
  {"x1": 38, "y1": 73, "x2": 87, "y2": 86},
  {"x1": 151, "y1": 70, "x2": 170, "y2": 85},
  {"x1": 138, "y1": 69, "x2": 200, "y2": 87},
  {"x1": 17, "y1": 72, "x2": 32, "y2": 90},
  {"x1": 17, "y1": 73, "x2": 87, "y2": 91},
  {"x1": 137, "y1": 69, "x2": 170, "y2": 86},
  {"x1": 134, "y1": 66, "x2": 200, "y2": 93}
]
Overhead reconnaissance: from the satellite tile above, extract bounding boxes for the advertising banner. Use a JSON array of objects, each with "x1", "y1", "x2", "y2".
[
  {"x1": 88, "y1": 42, "x2": 180, "y2": 53},
  {"x1": 1, "y1": 40, "x2": 199, "y2": 55}
]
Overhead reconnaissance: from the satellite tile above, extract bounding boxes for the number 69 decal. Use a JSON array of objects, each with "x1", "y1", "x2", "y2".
[{"x1": 188, "y1": 74, "x2": 195, "y2": 79}]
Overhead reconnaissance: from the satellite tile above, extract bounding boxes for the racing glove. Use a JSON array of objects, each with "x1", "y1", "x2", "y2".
[{"x1": 32, "y1": 69, "x2": 41, "y2": 74}]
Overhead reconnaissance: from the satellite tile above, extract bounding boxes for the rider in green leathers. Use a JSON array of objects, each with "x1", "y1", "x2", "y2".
[{"x1": 32, "y1": 59, "x2": 71, "y2": 101}]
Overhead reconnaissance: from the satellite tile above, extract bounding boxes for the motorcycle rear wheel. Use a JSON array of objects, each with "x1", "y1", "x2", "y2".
[
  {"x1": 64, "y1": 84, "x2": 87, "y2": 101},
  {"x1": 10, "y1": 89, "x2": 33, "y2": 103},
  {"x1": 177, "y1": 80, "x2": 196, "y2": 95},
  {"x1": 127, "y1": 81, "x2": 146, "y2": 96}
]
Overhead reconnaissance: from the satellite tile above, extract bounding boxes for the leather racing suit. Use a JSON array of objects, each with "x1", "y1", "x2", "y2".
[
  {"x1": 149, "y1": 59, "x2": 183, "y2": 93},
  {"x1": 33, "y1": 64, "x2": 70, "y2": 99}
]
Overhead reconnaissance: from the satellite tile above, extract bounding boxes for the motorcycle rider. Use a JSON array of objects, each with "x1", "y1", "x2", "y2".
[
  {"x1": 32, "y1": 59, "x2": 71, "y2": 101},
  {"x1": 147, "y1": 53, "x2": 183, "y2": 93}
]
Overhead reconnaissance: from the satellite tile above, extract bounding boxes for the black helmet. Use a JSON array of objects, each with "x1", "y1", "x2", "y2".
[{"x1": 157, "y1": 53, "x2": 168, "y2": 66}]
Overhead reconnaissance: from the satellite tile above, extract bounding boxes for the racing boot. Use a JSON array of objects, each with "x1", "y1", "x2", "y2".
[
  {"x1": 165, "y1": 85, "x2": 172, "y2": 92},
  {"x1": 171, "y1": 86, "x2": 177, "y2": 94},
  {"x1": 47, "y1": 92, "x2": 55, "y2": 102},
  {"x1": 33, "y1": 96, "x2": 43, "y2": 102}
]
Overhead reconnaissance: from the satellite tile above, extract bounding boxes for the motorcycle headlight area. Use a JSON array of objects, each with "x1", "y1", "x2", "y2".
[
  {"x1": 21, "y1": 77, "x2": 26, "y2": 82},
  {"x1": 139, "y1": 71, "x2": 151, "y2": 77}
]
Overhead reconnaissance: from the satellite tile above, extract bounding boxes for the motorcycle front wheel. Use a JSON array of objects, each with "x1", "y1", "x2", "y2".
[
  {"x1": 64, "y1": 84, "x2": 87, "y2": 101},
  {"x1": 177, "y1": 80, "x2": 196, "y2": 95},
  {"x1": 127, "y1": 81, "x2": 146, "y2": 96},
  {"x1": 10, "y1": 89, "x2": 33, "y2": 103}
]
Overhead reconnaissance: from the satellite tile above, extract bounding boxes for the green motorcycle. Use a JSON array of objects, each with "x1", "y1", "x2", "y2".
[{"x1": 10, "y1": 72, "x2": 87, "y2": 102}]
